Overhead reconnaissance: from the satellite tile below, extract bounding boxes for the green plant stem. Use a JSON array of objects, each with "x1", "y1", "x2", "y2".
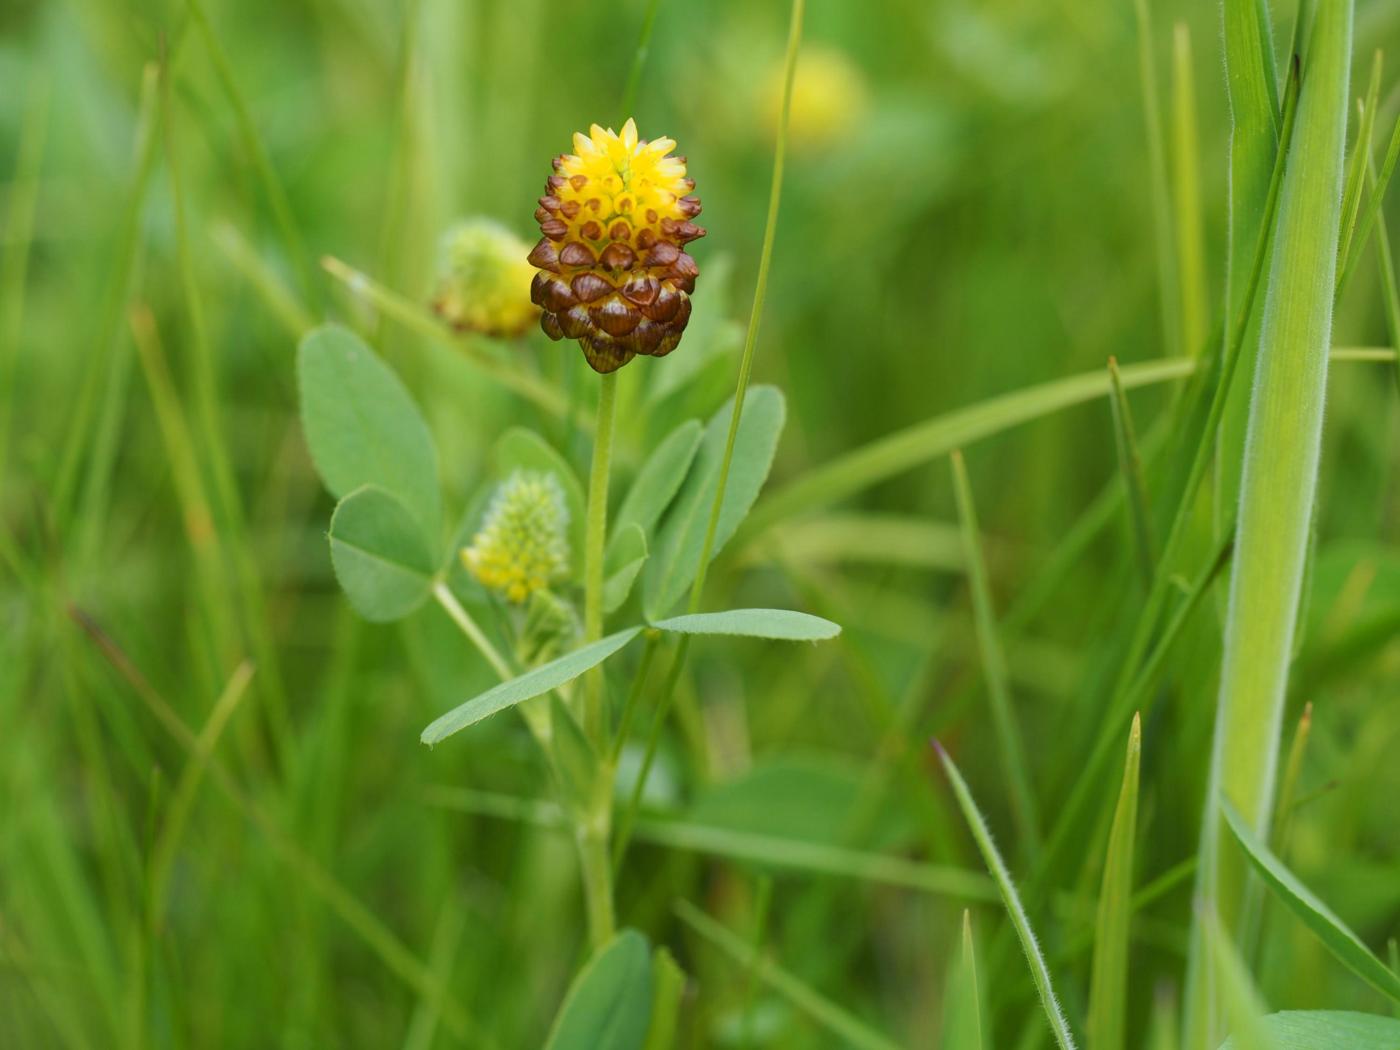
[
  {"x1": 619, "y1": 0, "x2": 663, "y2": 121},
  {"x1": 610, "y1": 632, "x2": 659, "y2": 764},
  {"x1": 431, "y1": 581, "x2": 513, "y2": 680},
  {"x1": 611, "y1": 0, "x2": 805, "y2": 879},
  {"x1": 432, "y1": 579, "x2": 614, "y2": 946},
  {"x1": 582, "y1": 371, "x2": 618, "y2": 746}
]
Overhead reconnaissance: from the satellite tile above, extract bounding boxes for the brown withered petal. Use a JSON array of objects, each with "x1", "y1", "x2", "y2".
[
  {"x1": 541, "y1": 311, "x2": 564, "y2": 340},
  {"x1": 540, "y1": 278, "x2": 575, "y2": 313},
  {"x1": 540, "y1": 218, "x2": 568, "y2": 241},
  {"x1": 621, "y1": 276, "x2": 659, "y2": 306},
  {"x1": 642, "y1": 284, "x2": 680, "y2": 322},
  {"x1": 558, "y1": 242, "x2": 596, "y2": 268},
  {"x1": 539, "y1": 196, "x2": 561, "y2": 212},
  {"x1": 558, "y1": 305, "x2": 592, "y2": 339},
  {"x1": 571, "y1": 272, "x2": 612, "y2": 303},
  {"x1": 592, "y1": 297, "x2": 642, "y2": 337},
  {"x1": 678, "y1": 196, "x2": 702, "y2": 217},
  {"x1": 527, "y1": 239, "x2": 561, "y2": 272},
  {"x1": 609, "y1": 222, "x2": 632, "y2": 241},
  {"x1": 645, "y1": 242, "x2": 680, "y2": 267},
  {"x1": 583, "y1": 338, "x2": 634, "y2": 374},
  {"x1": 560, "y1": 199, "x2": 581, "y2": 219},
  {"x1": 598, "y1": 243, "x2": 636, "y2": 272}
]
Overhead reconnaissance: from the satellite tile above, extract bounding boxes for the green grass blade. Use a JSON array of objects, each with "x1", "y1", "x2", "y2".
[
  {"x1": 1086, "y1": 714, "x2": 1141, "y2": 1050},
  {"x1": 1131, "y1": 0, "x2": 1181, "y2": 356},
  {"x1": 740, "y1": 357, "x2": 1194, "y2": 543},
  {"x1": 1336, "y1": 112, "x2": 1400, "y2": 297},
  {"x1": 949, "y1": 450, "x2": 1039, "y2": 857},
  {"x1": 1215, "y1": 0, "x2": 1283, "y2": 559},
  {"x1": 1335, "y1": 51, "x2": 1382, "y2": 276},
  {"x1": 0, "y1": 70, "x2": 48, "y2": 480},
  {"x1": 1106, "y1": 358, "x2": 1156, "y2": 588},
  {"x1": 934, "y1": 742, "x2": 1077, "y2": 1050},
  {"x1": 1222, "y1": 800, "x2": 1400, "y2": 1003},
  {"x1": 1366, "y1": 155, "x2": 1400, "y2": 391},
  {"x1": 942, "y1": 910, "x2": 986, "y2": 1050},
  {"x1": 425, "y1": 785, "x2": 997, "y2": 901},
  {"x1": 674, "y1": 899, "x2": 901, "y2": 1050},
  {"x1": 1205, "y1": 909, "x2": 1273, "y2": 1050},
  {"x1": 1190, "y1": 5, "x2": 1352, "y2": 1042},
  {"x1": 1171, "y1": 24, "x2": 1209, "y2": 356}
]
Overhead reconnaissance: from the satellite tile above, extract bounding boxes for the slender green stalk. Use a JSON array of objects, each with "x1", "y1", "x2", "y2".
[
  {"x1": 1215, "y1": 0, "x2": 1282, "y2": 552},
  {"x1": 619, "y1": 0, "x2": 664, "y2": 121},
  {"x1": 1131, "y1": 0, "x2": 1181, "y2": 356},
  {"x1": 431, "y1": 581, "x2": 513, "y2": 680},
  {"x1": 740, "y1": 876, "x2": 773, "y2": 1049},
  {"x1": 1367, "y1": 157, "x2": 1400, "y2": 391},
  {"x1": 611, "y1": 0, "x2": 805, "y2": 873},
  {"x1": 212, "y1": 221, "x2": 313, "y2": 336},
  {"x1": 160, "y1": 48, "x2": 294, "y2": 767},
  {"x1": 185, "y1": 0, "x2": 318, "y2": 306},
  {"x1": 1106, "y1": 357, "x2": 1156, "y2": 588},
  {"x1": 1086, "y1": 714, "x2": 1141, "y2": 1050},
  {"x1": 69, "y1": 606, "x2": 491, "y2": 1046},
  {"x1": 1187, "y1": 3, "x2": 1352, "y2": 1046},
  {"x1": 1170, "y1": 23, "x2": 1208, "y2": 356},
  {"x1": 1335, "y1": 52, "x2": 1382, "y2": 277},
  {"x1": 610, "y1": 632, "x2": 659, "y2": 764},
  {"x1": 0, "y1": 71, "x2": 48, "y2": 480},
  {"x1": 949, "y1": 449, "x2": 1039, "y2": 856},
  {"x1": 1336, "y1": 112, "x2": 1400, "y2": 297},
  {"x1": 582, "y1": 371, "x2": 618, "y2": 746},
  {"x1": 935, "y1": 742, "x2": 1078, "y2": 1050}
]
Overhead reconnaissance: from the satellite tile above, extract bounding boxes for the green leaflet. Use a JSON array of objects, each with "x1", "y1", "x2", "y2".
[
  {"x1": 543, "y1": 930, "x2": 653, "y2": 1050},
  {"x1": 328, "y1": 485, "x2": 436, "y2": 622},
  {"x1": 298, "y1": 324, "x2": 441, "y2": 544}
]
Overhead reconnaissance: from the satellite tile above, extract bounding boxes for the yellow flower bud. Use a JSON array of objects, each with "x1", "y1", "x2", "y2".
[
  {"x1": 528, "y1": 118, "x2": 705, "y2": 374},
  {"x1": 462, "y1": 471, "x2": 570, "y2": 604},
  {"x1": 432, "y1": 218, "x2": 539, "y2": 338},
  {"x1": 763, "y1": 46, "x2": 868, "y2": 151}
]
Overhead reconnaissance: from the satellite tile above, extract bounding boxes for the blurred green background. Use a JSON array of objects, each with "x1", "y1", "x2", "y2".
[{"x1": 3, "y1": 0, "x2": 1399, "y2": 1046}]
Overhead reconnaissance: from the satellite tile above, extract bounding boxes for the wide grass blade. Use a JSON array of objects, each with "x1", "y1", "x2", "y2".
[
  {"x1": 1190, "y1": 4, "x2": 1353, "y2": 1043},
  {"x1": 1222, "y1": 800, "x2": 1400, "y2": 1003},
  {"x1": 1087, "y1": 714, "x2": 1141, "y2": 1050},
  {"x1": 933, "y1": 742, "x2": 1077, "y2": 1050},
  {"x1": 1222, "y1": 1011, "x2": 1400, "y2": 1049}
]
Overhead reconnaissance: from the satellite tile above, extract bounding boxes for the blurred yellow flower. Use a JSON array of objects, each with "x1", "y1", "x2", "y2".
[
  {"x1": 528, "y1": 117, "x2": 705, "y2": 374},
  {"x1": 432, "y1": 218, "x2": 539, "y2": 338},
  {"x1": 764, "y1": 46, "x2": 868, "y2": 150},
  {"x1": 462, "y1": 471, "x2": 570, "y2": 604}
]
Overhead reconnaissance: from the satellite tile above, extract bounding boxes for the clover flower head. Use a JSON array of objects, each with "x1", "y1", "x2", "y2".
[
  {"x1": 432, "y1": 218, "x2": 539, "y2": 338},
  {"x1": 462, "y1": 471, "x2": 570, "y2": 604},
  {"x1": 528, "y1": 118, "x2": 706, "y2": 374}
]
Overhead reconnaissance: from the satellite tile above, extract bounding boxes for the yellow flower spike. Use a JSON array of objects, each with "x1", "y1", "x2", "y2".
[
  {"x1": 528, "y1": 118, "x2": 706, "y2": 374},
  {"x1": 431, "y1": 218, "x2": 539, "y2": 338},
  {"x1": 461, "y1": 471, "x2": 570, "y2": 605}
]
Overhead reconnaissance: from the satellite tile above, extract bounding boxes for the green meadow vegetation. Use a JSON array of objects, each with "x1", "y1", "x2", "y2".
[{"x1": 3, "y1": 0, "x2": 1400, "y2": 1046}]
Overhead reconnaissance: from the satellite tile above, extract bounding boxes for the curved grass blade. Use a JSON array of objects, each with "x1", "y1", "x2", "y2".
[
  {"x1": 1222, "y1": 1010, "x2": 1400, "y2": 1049},
  {"x1": 1222, "y1": 800, "x2": 1400, "y2": 1004},
  {"x1": 933, "y1": 741, "x2": 1077, "y2": 1050}
]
